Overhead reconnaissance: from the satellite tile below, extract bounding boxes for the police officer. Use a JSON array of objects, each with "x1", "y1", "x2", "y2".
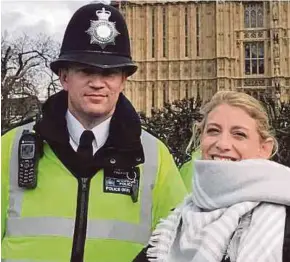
[{"x1": 1, "y1": 2, "x2": 187, "y2": 262}]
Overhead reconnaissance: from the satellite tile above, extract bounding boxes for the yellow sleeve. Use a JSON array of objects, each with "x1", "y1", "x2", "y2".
[
  {"x1": 179, "y1": 149, "x2": 201, "y2": 193},
  {"x1": 1, "y1": 128, "x2": 17, "y2": 240},
  {"x1": 180, "y1": 159, "x2": 193, "y2": 193},
  {"x1": 152, "y1": 140, "x2": 188, "y2": 229}
]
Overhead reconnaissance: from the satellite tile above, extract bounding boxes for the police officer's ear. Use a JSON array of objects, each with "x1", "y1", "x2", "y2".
[
  {"x1": 120, "y1": 73, "x2": 128, "y2": 91},
  {"x1": 122, "y1": 72, "x2": 128, "y2": 83},
  {"x1": 59, "y1": 68, "x2": 70, "y2": 91}
]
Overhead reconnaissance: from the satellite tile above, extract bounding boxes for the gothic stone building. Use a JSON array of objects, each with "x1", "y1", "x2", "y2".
[{"x1": 113, "y1": 0, "x2": 290, "y2": 116}]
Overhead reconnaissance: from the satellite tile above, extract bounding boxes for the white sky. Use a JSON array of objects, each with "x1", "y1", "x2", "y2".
[
  {"x1": 1, "y1": 1, "x2": 90, "y2": 41},
  {"x1": 1, "y1": 0, "x2": 212, "y2": 41},
  {"x1": 1, "y1": 1, "x2": 98, "y2": 100}
]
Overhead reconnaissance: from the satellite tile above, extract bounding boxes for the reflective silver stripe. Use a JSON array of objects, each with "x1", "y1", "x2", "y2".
[
  {"x1": 2, "y1": 259, "x2": 53, "y2": 262},
  {"x1": 7, "y1": 128, "x2": 158, "y2": 244},
  {"x1": 9, "y1": 122, "x2": 35, "y2": 218},
  {"x1": 7, "y1": 216, "x2": 150, "y2": 243},
  {"x1": 139, "y1": 130, "x2": 158, "y2": 240},
  {"x1": 6, "y1": 217, "x2": 74, "y2": 237}
]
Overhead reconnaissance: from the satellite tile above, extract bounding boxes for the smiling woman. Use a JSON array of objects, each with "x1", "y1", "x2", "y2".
[
  {"x1": 133, "y1": 91, "x2": 290, "y2": 262},
  {"x1": 199, "y1": 91, "x2": 277, "y2": 162}
]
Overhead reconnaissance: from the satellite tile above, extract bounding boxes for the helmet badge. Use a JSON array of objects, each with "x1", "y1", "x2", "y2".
[{"x1": 86, "y1": 7, "x2": 120, "y2": 49}]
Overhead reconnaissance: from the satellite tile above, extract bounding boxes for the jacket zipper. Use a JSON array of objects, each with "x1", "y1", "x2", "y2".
[{"x1": 71, "y1": 177, "x2": 91, "y2": 262}]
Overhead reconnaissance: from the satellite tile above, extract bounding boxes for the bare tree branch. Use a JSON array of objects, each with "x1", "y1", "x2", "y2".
[{"x1": 1, "y1": 32, "x2": 60, "y2": 133}]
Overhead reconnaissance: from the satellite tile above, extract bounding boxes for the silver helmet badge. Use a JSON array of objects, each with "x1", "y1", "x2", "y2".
[{"x1": 86, "y1": 7, "x2": 120, "y2": 49}]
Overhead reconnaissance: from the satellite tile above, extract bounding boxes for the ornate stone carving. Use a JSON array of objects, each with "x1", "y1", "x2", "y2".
[
  {"x1": 272, "y1": 2, "x2": 279, "y2": 21},
  {"x1": 273, "y1": 42, "x2": 280, "y2": 73},
  {"x1": 250, "y1": 32, "x2": 257, "y2": 38},
  {"x1": 273, "y1": 44, "x2": 280, "y2": 59},
  {"x1": 274, "y1": 66, "x2": 280, "y2": 76},
  {"x1": 244, "y1": 30, "x2": 264, "y2": 39},
  {"x1": 258, "y1": 31, "x2": 263, "y2": 38},
  {"x1": 273, "y1": 31, "x2": 279, "y2": 43},
  {"x1": 244, "y1": 79, "x2": 266, "y2": 86}
]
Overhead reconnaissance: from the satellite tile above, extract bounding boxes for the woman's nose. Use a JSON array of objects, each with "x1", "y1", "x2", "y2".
[{"x1": 215, "y1": 133, "x2": 232, "y2": 152}]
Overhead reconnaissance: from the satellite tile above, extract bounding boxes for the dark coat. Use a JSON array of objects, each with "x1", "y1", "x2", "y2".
[{"x1": 34, "y1": 90, "x2": 145, "y2": 178}]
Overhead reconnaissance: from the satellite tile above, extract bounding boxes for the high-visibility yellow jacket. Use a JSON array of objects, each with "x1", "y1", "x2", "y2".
[
  {"x1": 1, "y1": 123, "x2": 187, "y2": 262},
  {"x1": 180, "y1": 150, "x2": 201, "y2": 193}
]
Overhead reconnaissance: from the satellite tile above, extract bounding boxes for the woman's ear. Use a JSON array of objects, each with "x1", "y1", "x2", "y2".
[{"x1": 260, "y1": 138, "x2": 274, "y2": 159}]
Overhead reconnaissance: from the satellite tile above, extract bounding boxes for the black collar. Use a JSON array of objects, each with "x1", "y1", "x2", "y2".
[{"x1": 34, "y1": 90, "x2": 144, "y2": 177}]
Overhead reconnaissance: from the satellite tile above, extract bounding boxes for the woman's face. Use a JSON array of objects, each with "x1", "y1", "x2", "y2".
[{"x1": 201, "y1": 104, "x2": 273, "y2": 161}]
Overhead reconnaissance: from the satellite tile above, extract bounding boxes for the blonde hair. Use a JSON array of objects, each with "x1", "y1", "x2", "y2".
[{"x1": 186, "y1": 91, "x2": 278, "y2": 156}]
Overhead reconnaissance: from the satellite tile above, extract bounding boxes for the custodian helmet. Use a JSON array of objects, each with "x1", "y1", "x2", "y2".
[{"x1": 50, "y1": 2, "x2": 137, "y2": 76}]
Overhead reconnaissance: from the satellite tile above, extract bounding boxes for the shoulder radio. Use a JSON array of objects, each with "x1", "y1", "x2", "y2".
[{"x1": 18, "y1": 129, "x2": 41, "y2": 189}]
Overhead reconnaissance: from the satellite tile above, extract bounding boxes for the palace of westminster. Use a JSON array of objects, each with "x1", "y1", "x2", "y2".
[{"x1": 112, "y1": 0, "x2": 290, "y2": 116}]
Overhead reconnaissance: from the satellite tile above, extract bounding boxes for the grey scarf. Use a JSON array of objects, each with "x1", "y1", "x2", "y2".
[{"x1": 147, "y1": 159, "x2": 290, "y2": 262}]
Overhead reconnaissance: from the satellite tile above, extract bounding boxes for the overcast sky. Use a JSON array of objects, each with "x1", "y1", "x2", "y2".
[
  {"x1": 1, "y1": 1, "x2": 91, "y2": 42},
  {"x1": 1, "y1": 1, "x2": 99, "y2": 100}
]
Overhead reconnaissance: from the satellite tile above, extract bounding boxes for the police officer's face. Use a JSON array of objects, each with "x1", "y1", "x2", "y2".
[{"x1": 60, "y1": 64, "x2": 126, "y2": 122}]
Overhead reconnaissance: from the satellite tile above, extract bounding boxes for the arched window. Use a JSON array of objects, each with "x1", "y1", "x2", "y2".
[
  {"x1": 257, "y1": 8, "x2": 263, "y2": 27},
  {"x1": 244, "y1": 42, "x2": 264, "y2": 75},
  {"x1": 162, "y1": 7, "x2": 167, "y2": 58},
  {"x1": 196, "y1": 6, "x2": 200, "y2": 56},
  {"x1": 151, "y1": 8, "x2": 155, "y2": 58},
  {"x1": 163, "y1": 82, "x2": 167, "y2": 106},
  {"x1": 185, "y1": 6, "x2": 189, "y2": 57},
  {"x1": 250, "y1": 9, "x2": 256, "y2": 28},
  {"x1": 185, "y1": 83, "x2": 189, "y2": 99},
  {"x1": 244, "y1": 10, "x2": 250, "y2": 28},
  {"x1": 151, "y1": 83, "x2": 155, "y2": 108},
  {"x1": 244, "y1": 3, "x2": 263, "y2": 28}
]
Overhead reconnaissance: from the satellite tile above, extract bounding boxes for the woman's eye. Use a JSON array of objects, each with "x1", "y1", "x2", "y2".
[
  {"x1": 234, "y1": 132, "x2": 247, "y2": 139},
  {"x1": 206, "y1": 128, "x2": 219, "y2": 135}
]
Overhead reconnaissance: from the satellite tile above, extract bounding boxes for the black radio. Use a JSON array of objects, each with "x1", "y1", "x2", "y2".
[{"x1": 18, "y1": 130, "x2": 41, "y2": 189}]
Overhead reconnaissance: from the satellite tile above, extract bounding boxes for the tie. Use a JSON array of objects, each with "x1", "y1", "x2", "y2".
[{"x1": 77, "y1": 130, "x2": 94, "y2": 158}]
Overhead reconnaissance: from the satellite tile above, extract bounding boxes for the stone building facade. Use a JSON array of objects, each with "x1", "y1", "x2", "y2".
[{"x1": 113, "y1": 0, "x2": 290, "y2": 116}]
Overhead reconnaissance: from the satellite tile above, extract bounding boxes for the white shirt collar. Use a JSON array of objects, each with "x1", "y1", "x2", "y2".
[{"x1": 66, "y1": 110, "x2": 111, "y2": 154}]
